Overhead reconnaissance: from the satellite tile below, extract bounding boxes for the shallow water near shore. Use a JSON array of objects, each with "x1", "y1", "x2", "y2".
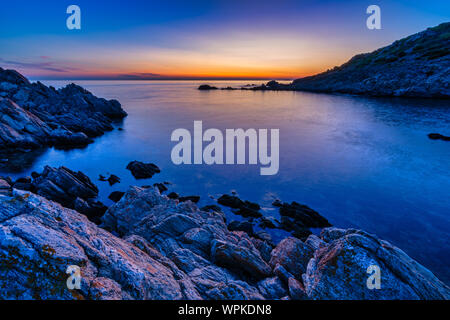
[{"x1": 1, "y1": 80, "x2": 449, "y2": 284}]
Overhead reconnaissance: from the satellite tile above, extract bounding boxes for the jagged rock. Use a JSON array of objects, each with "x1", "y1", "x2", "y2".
[
  {"x1": 107, "y1": 174, "x2": 120, "y2": 186},
  {"x1": 217, "y1": 194, "x2": 244, "y2": 208},
  {"x1": 269, "y1": 237, "x2": 314, "y2": 278},
  {"x1": 101, "y1": 186, "x2": 272, "y2": 295},
  {"x1": 31, "y1": 166, "x2": 105, "y2": 223},
  {"x1": 108, "y1": 191, "x2": 125, "y2": 203},
  {"x1": 0, "y1": 68, "x2": 127, "y2": 154},
  {"x1": 153, "y1": 183, "x2": 168, "y2": 193},
  {"x1": 126, "y1": 161, "x2": 160, "y2": 179},
  {"x1": 0, "y1": 190, "x2": 186, "y2": 300},
  {"x1": 211, "y1": 239, "x2": 272, "y2": 279},
  {"x1": 428, "y1": 133, "x2": 450, "y2": 141},
  {"x1": 279, "y1": 202, "x2": 331, "y2": 228},
  {"x1": 167, "y1": 192, "x2": 179, "y2": 199},
  {"x1": 302, "y1": 228, "x2": 450, "y2": 300}
]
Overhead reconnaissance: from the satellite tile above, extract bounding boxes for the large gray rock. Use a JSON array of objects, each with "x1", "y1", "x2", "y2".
[
  {"x1": 269, "y1": 237, "x2": 314, "y2": 278},
  {"x1": 102, "y1": 186, "x2": 273, "y2": 297},
  {"x1": 302, "y1": 228, "x2": 450, "y2": 300}
]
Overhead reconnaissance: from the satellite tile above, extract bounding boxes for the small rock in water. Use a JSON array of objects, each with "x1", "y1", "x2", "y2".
[
  {"x1": 428, "y1": 133, "x2": 450, "y2": 141},
  {"x1": 228, "y1": 220, "x2": 254, "y2": 236},
  {"x1": 126, "y1": 161, "x2": 160, "y2": 179}
]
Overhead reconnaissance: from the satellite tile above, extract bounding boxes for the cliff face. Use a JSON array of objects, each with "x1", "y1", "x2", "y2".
[
  {"x1": 1, "y1": 185, "x2": 449, "y2": 300},
  {"x1": 292, "y1": 23, "x2": 450, "y2": 98}
]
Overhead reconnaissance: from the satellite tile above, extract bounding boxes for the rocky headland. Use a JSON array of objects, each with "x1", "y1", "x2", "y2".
[
  {"x1": 199, "y1": 22, "x2": 450, "y2": 98},
  {"x1": 0, "y1": 67, "x2": 127, "y2": 155}
]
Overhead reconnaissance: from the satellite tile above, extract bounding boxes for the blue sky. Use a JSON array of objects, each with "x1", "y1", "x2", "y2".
[{"x1": 0, "y1": 0, "x2": 448, "y2": 79}]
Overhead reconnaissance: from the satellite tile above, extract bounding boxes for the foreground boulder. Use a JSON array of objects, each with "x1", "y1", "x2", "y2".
[
  {"x1": 0, "y1": 187, "x2": 448, "y2": 300},
  {"x1": 218, "y1": 194, "x2": 262, "y2": 218},
  {"x1": 303, "y1": 228, "x2": 450, "y2": 300}
]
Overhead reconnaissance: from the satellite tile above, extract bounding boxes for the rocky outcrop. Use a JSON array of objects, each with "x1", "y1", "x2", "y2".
[
  {"x1": 0, "y1": 68, "x2": 127, "y2": 153},
  {"x1": 0, "y1": 187, "x2": 448, "y2": 300},
  {"x1": 218, "y1": 194, "x2": 262, "y2": 218},
  {"x1": 12, "y1": 166, "x2": 106, "y2": 223},
  {"x1": 292, "y1": 23, "x2": 450, "y2": 98},
  {"x1": 428, "y1": 133, "x2": 450, "y2": 141},
  {"x1": 277, "y1": 201, "x2": 332, "y2": 240}
]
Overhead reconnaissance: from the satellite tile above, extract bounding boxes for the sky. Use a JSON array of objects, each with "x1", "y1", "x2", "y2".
[{"x1": 0, "y1": 0, "x2": 448, "y2": 80}]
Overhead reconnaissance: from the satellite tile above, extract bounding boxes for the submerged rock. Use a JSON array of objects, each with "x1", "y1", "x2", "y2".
[
  {"x1": 217, "y1": 194, "x2": 262, "y2": 218},
  {"x1": 126, "y1": 161, "x2": 160, "y2": 179},
  {"x1": 108, "y1": 191, "x2": 125, "y2": 203}
]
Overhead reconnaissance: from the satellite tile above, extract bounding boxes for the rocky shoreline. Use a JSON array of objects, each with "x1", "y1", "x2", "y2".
[{"x1": 0, "y1": 181, "x2": 449, "y2": 300}]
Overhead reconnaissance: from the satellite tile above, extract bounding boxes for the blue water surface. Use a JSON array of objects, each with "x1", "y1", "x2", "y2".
[{"x1": 2, "y1": 80, "x2": 449, "y2": 283}]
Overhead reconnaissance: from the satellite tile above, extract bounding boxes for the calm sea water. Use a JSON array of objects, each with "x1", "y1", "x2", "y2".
[{"x1": 2, "y1": 80, "x2": 449, "y2": 284}]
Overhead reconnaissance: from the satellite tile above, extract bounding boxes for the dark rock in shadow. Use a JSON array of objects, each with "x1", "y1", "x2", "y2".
[{"x1": 26, "y1": 166, "x2": 106, "y2": 224}]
